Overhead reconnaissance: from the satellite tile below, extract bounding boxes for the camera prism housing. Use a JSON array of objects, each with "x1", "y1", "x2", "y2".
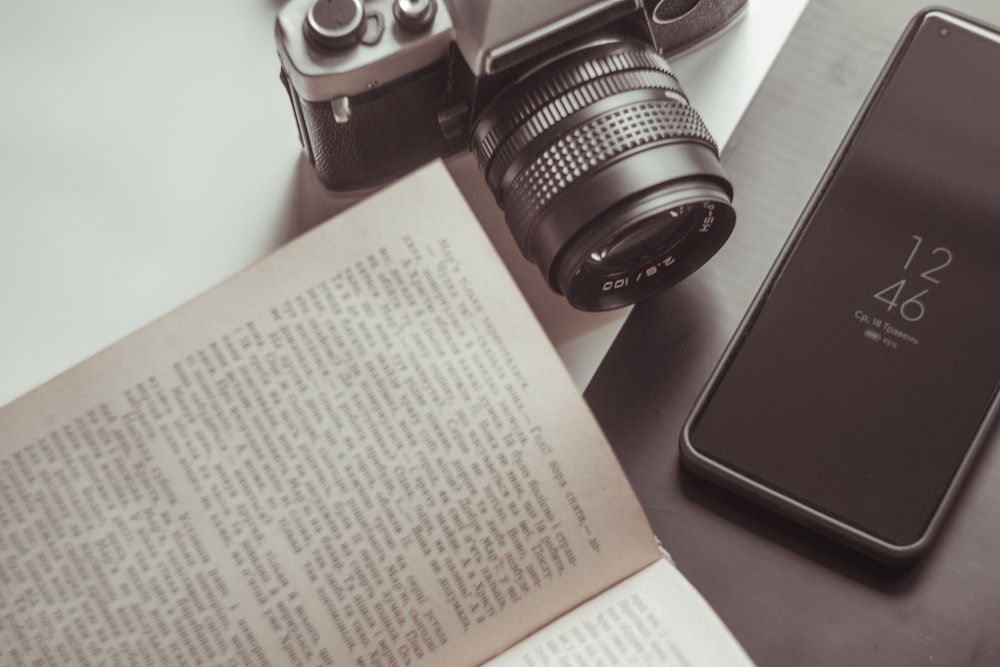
[{"x1": 276, "y1": 0, "x2": 745, "y2": 310}]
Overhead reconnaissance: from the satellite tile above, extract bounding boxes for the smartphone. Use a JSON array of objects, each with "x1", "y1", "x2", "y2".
[{"x1": 681, "y1": 8, "x2": 1000, "y2": 565}]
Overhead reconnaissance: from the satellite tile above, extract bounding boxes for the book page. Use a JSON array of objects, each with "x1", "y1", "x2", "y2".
[
  {"x1": 0, "y1": 161, "x2": 659, "y2": 666},
  {"x1": 485, "y1": 559, "x2": 754, "y2": 667}
]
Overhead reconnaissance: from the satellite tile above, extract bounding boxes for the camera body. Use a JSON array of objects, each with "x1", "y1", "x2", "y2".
[
  {"x1": 276, "y1": 0, "x2": 745, "y2": 311},
  {"x1": 276, "y1": 0, "x2": 746, "y2": 192}
]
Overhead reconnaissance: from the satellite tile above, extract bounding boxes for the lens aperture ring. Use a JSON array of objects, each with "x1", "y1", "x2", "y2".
[
  {"x1": 473, "y1": 48, "x2": 679, "y2": 168},
  {"x1": 483, "y1": 70, "x2": 686, "y2": 195},
  {"x1": 504, "y1": 98, "x2": 716, "y2": 255}
]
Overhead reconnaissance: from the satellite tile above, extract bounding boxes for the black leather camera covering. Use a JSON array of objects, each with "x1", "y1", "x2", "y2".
[{"x1": 288, "y1": 59, "x2": 464, "y2": 191}]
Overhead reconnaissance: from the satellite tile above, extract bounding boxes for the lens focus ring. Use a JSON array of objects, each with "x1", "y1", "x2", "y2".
[
  {"x1": 473, "y1": 49, "x2": 678, "y2": 170},
  {"x1": 482, "y1": 70, "x2": 687, "y2": 196},
  {"x1": 503, "y1": 98, "x2": 716, "y2": 253},
  {"x1": 473, "y1": 51, "x2": 680, "y2": 161}
]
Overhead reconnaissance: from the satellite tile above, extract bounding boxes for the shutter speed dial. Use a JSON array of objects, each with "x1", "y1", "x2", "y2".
[
  {"x1": 306, "y1": 0, "x2": 366, "y2": 49},
  {"x1": 305, "y1": 0, "x2": 386, "y2": 50}
]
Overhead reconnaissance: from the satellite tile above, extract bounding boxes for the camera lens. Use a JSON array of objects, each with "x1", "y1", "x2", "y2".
[{"x1": 471, "y1": 38, "x2": 735, "y2": 311}]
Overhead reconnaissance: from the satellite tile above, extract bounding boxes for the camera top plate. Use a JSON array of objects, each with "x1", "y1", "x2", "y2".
[{"x1": 276, "y1": 0, "x2": 454, "y2": 101}]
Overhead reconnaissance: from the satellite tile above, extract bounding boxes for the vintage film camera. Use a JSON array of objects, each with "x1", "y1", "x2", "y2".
[{"x1": 276, "y1": 0, "x2": 746, "y2": 310}]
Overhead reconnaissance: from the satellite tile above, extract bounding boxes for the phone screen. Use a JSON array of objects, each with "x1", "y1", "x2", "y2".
[{"x1": 686, "y1": 12, "x2": 1000, "y2": 550}]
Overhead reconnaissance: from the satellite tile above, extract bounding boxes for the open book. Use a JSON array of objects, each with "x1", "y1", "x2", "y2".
[{"x1": 0, "y1": 162, "x2": 752, "y2": 666}]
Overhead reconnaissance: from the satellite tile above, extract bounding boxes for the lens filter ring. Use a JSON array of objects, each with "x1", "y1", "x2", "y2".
[{"x1": 553, "y1": 179, "x2": 735, "y2": 310}]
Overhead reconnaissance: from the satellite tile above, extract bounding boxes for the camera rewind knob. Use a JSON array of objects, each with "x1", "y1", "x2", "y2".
[
  {"x1": 305, "y1": 0, "x2": 368, "y2": 50},
  {"x1": 393, "y1": 0, "x2": 436, "y2": 33}
]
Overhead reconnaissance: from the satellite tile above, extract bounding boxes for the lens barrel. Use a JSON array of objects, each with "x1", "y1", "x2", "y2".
[{"x1": 471, "y1": 38, "x2": 735, "y2": 311}]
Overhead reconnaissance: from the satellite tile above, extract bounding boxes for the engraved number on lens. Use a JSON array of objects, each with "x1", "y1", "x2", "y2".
[
  {"x1": 699, "y1": 202, "x2": 716, "y2": 232},
  {"x1": 601, "y1": 254, "x2": 677, "y2": 292},
  {"x1": 873, "y1": 235, "x2": 953, "y2": 321}
]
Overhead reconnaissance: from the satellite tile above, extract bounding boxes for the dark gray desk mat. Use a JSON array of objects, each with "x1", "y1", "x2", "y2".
[{"x1": 586, "y1": 1, "x2": 1000, "y2": 665}]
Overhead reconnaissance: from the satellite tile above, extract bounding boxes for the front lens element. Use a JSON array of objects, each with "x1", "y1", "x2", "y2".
[
  {"x1": 557, "y1": 182, "x2": 733, "y2": 310},
  {"x1": 471, "y1": 38, "x2": 735, "y2": 311}
]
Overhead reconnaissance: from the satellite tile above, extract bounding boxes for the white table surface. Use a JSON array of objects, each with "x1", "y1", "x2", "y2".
[{"x1": 0, "y1": 0, "x2": 809, "y2": 408}]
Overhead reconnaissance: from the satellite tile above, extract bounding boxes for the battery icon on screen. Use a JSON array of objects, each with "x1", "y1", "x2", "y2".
[{"x1": 864, "y1": 329, "x2": 882, "y2": 342}]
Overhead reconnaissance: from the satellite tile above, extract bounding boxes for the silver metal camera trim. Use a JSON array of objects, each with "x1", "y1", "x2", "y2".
[
  {"x1": 276, "y1": 0, "x2": 646, "y2": 106},
  {"x1": 276, "y1": 0, "x2": 455, "y2": 103},
  {"x1": 442, "y1": 0, "x2": 640, "y2": 75}
]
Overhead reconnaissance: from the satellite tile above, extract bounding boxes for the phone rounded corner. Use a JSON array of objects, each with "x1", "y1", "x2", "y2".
[
  {"x1": 916, "y1": 6, "x2": 951, "y2": 21},
  {"x1": 677, "y1": 424, "x2": 701, "y2": 468},
  {"x1": 678, "y1": 410, "x2": 711, "y2": 471},
  {"x1": 863, "y1": 536, "x2": 930, "y2": 569}
]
